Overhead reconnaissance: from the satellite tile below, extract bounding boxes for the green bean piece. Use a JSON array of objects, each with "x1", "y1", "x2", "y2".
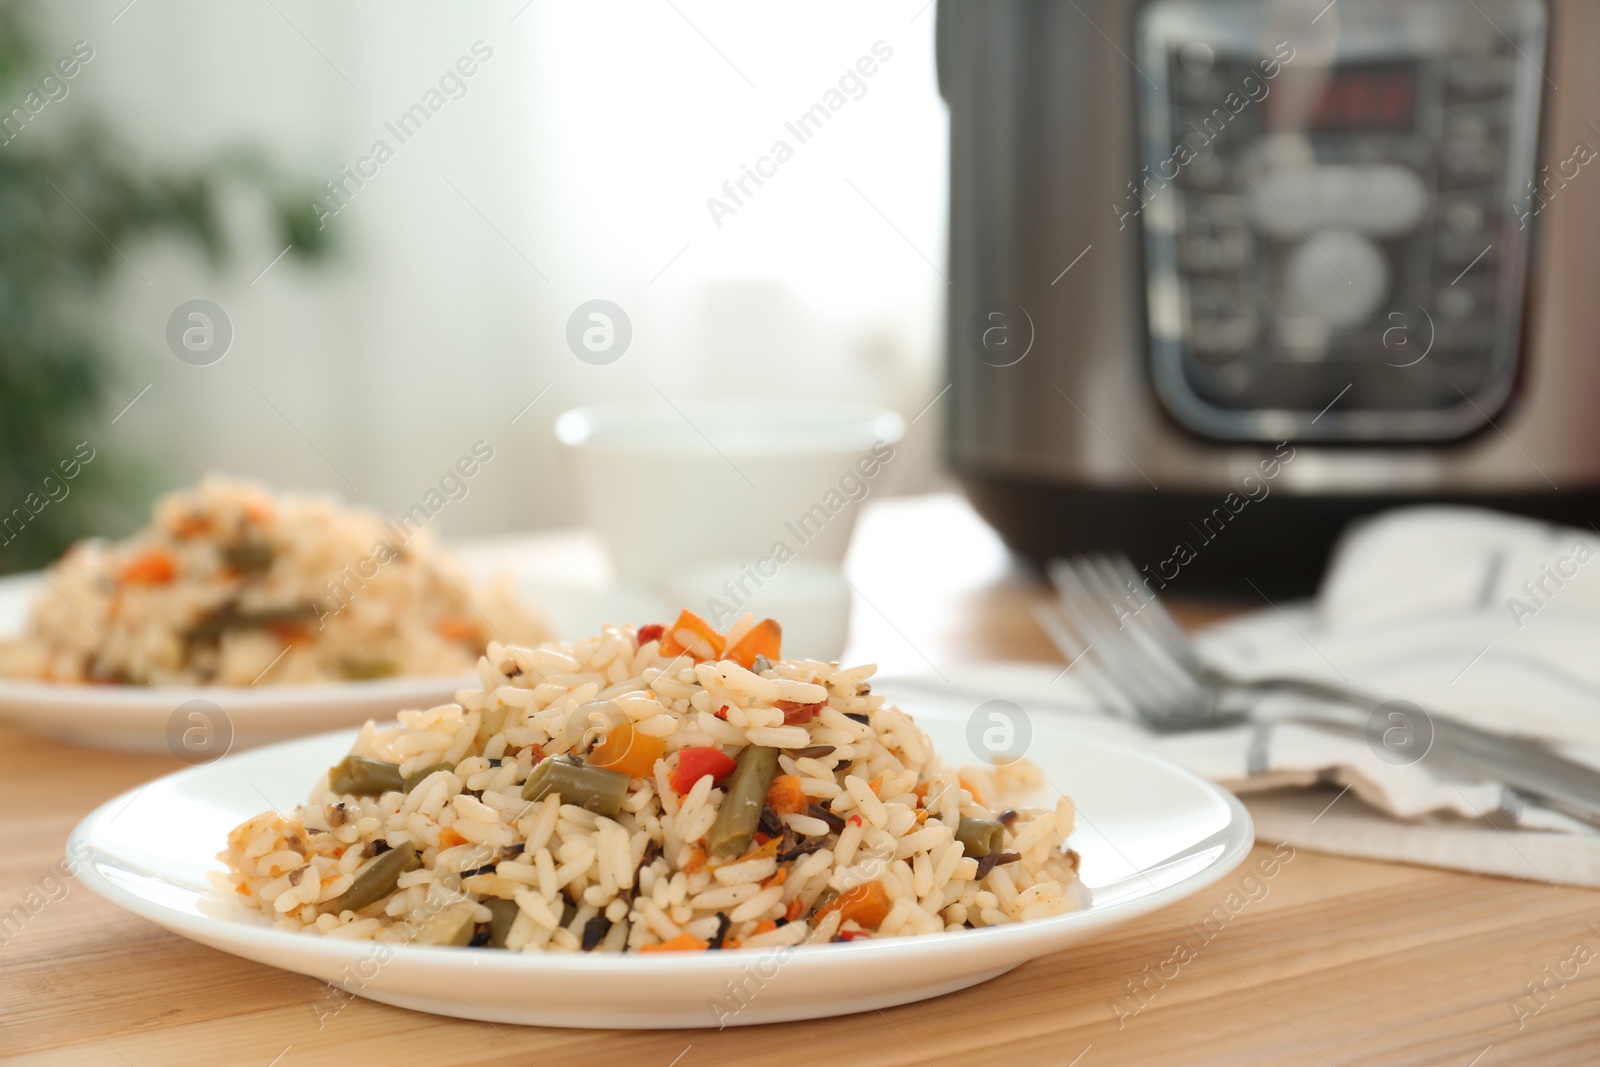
[
  {"x1": 328, "y1": 755, "x2": 405, "y2": 797},
  {"x1": 707, "y1": 745, "x2": 780, "y2": 860},
  {"x1": 324, "y1": 841, "x2": 419, "y2": 914},
  {"x1": 407, "y1": 900, "x2": 480, "y2": 947},
  {"x1": 342, "y1": 657, "x2": 399, "y2": 681},
  {"x1": 402, "y1": 762, "x2": 456, "y2": 793},
  {"x1": 520, "y1": 753, "x2": 629, "y2": 816},
  {"x1": 184, "y1": 602, "x2": 324, "y2": 644},
  {"x1": 483, "y1": 897, "x2": 519, "y2": 948},
  {"x1": 955, "y1": 817, "x2": 1005, "y2": 858},
  {"x1": 220, "y1": 540, "x2": 275, "y2": 576}
]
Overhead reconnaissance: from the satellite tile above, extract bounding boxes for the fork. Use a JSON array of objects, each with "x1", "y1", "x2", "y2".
[{"x1": 1036, "y1": 553, "x2": 1600, "y2": 829}]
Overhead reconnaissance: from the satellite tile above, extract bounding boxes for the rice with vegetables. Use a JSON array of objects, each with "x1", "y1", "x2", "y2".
[
  {"x1": 217, "y1": 611, "x2": 1083, "y2": 953},
  {"x1": 0, "y1": 476, "x2": 546, "y2": 686}
]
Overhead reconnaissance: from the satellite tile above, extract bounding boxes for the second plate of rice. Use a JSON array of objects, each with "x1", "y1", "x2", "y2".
[{"x1": 0, "y1": 476, "x2": 549, "y2": 751}]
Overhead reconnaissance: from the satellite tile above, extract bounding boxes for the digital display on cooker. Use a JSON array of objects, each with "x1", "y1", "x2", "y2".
[
  {"x1": 1299, "y1": 63, "x2": 1418, "y2": 133},
  {"x1": 1135, "y1": 0, "x2": 1547, "y2": 443}
]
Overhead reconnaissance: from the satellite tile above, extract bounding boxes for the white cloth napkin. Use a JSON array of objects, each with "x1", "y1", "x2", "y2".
[
  {"x1": 883, "y1": 506, "x2": 1600, "y2": 888},
  {"x1": 1193, "y1": 505, "x2": 1600, "y2": 887}
]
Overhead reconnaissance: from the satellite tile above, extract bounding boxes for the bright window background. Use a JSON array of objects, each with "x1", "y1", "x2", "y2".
[{"x1": 49, "y1": 0, "x2": 949, "y2": 535}]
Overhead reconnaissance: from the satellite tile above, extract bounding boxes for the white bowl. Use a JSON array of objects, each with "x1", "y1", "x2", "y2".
[{"x1": 555, "y1": 399, "x2": 904, "y2": 587}]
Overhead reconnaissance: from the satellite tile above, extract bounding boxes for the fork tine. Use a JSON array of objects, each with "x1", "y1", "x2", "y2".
[
  {"x1": 1031, "y1": 600, "x2": 1137, "y2": 717},
  {"x1": 1045, "y1": 560, "x2": 1161, "y2": 711},
  {"x1": 1104, "y1": 554, "x2": 1200, "y2": 669},
  {"x1": 1075, "y1": 555, "x2": 1208, "y2": 706},
  {"x1": 1049, "y1": 557, "x2": 1198, "y2": 715}
]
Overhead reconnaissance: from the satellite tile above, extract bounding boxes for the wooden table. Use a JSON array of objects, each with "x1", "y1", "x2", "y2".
[{"x1": 4, "y1": 495, "x2": 1598, "y2": 1066}]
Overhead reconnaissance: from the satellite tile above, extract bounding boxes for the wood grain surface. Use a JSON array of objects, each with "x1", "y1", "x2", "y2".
[{"x1": 3, "y1": 496, "x2": 1597, "y2": 1066}]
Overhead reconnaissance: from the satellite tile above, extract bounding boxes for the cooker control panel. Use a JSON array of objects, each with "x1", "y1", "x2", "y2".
[{"x1": 1134, "y1": 0, "x2": 1547, "y2": 442}]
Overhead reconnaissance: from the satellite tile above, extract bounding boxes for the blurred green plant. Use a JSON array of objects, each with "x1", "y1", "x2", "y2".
[{"x1": 0, "y1": 3, "x2": 333, "y2": 573}]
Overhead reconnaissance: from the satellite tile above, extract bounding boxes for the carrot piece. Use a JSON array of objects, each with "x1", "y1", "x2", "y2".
[
  {"x1": 724, "y1": 618, "x2": 781, "y2": 669},
  {"x1": 752, "y1": 920, "x2": 778, "y2": 935},
  {"x1": 765, "y1": 775, "x2": 807, "y2": 816},
  {"x1": 913, "y1": 782, "x2": 931, "y2": 803},
  {"x1": 588, "y1": 722, "x2": 666, "y2": 778},
  {"x1": 118, "y1": 550, "x2": 177, "y2": 586},
  {"x1": 761, "y1": 868, "x2": 788, "y2": 890},
  {"x1": 868, "y1": 776, "x2": 883, "y2": 798},
  {"x1": 639, "y1": 932, "x2": 710, "y2": 953},
  {"x1": 435, "y1": 617, "x2": 482, "y2": 644},
  {"x1": 713, "y1": 835, "x2": 779, "y2": 870},
  {"x1": 657, "y1": 609, "x2": 725, "y2": 662},
  {"x1": 816, "y1": 881, "x2": 892, "y2": 930},
  {"x1": 268, "y1": 622, "x2": 314, "y2": 648},
  {"x1": 914, "y1": 809, "x2": 929, "y2": 825},
  {"x1": 171, "y1": 513, "x2": 212, "y2": 539},
  {"x1": 439, "y1": 827, "x2": 467, "y2": 849},
  {"x1": 959, "y1": 775, "x2": 986, "y2": 806},
  {"x1": 785, "y1": 897, "x2": 805, "y2": 922},
  {"x1": 684, "y1": 846, "x2": 707, "y2": 874}
]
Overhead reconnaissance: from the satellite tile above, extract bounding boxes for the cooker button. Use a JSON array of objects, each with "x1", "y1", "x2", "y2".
[
  {"x1": 1283, "y1": 228, "x2": 1389, "y2": 330},
  {"x1": 1442, "y1": 199, "x2": 1485, "y2": 236}
]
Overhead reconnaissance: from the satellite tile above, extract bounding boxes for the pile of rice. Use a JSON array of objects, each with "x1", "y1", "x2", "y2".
[
  {"x1": 217, "y1": 617, "x2": 1083, "y2": 952},
  {"x1": 0, "y1": 475, "x2": 546, "y2": 686}
]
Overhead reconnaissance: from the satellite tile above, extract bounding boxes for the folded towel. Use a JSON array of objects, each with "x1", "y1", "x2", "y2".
[{"x1": 883, "y1": 506, "x2": 1600, "y2": 887}]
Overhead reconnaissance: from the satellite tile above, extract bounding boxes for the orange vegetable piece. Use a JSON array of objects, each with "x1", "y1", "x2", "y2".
[
  {"x1": 762, "y1": 868, "x2": 788, "y2": 890},
  {"x1": 776, "y1": 700, "x2": 825, "y2": 725},
  {"x1": 657, "y1": 609, "x2": 725, "y2": 661},
  {"x1": 766, "y1": 775, "x2": 807, "y2": 816},
  {"x1": 435, "y1": 617, "x2": 482, "y2": 644},
  {"x1": 868, "y1": 776, "x2": 883, "y2": 798},
  {"x1": 268, "y1": 622, "x2": 314, "y2": 648},
  {"x1": 171, "y1": 513, "x2": 213, "y2": 539},
  {"x1": 816, "y1": 881, "x2": 892, "y2": 930},
  {"x1": 439, "y1": 827, "x2": 467, "y2": 849},
  {"x1": 724, "y1": 618, "x2": 781, "y2": 669},
  {"x1": 724, "y1": 836, "x2": 780, "y2": 866},
  {"x1": 752, "y1": 920, "x2": 778, "y2": 935},
  {"x1": 684, "y1": 846, "x2": 707, "y2": 874},
  {"x1": 785, "y1": 897, "x2": 805, "y2": 922},
  {"x1": 959, "y1": 775, "x2": 986, "y2": 806},
  {"x1": 639, "y1": 932, "x2": 710, "y2": 953},
  {"x1": 588, "y1": 722, "x2": 665, "y2": 778},
  {"x1": 118, "y1": 550, "x2": 176, "y2": 586}
]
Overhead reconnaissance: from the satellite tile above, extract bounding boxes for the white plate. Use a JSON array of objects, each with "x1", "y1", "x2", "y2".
[
  {"x1": 0, "y1": 572, "x2": 474, "y2": 753},
  {"x1": 69, "y1": 701, "x2": 1254, "y2": 1028}
]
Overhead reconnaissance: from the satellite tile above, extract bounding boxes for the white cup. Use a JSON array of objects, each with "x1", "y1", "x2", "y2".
[{"x1": 554, "y1": 398, "x2": 904, "y2": 588}]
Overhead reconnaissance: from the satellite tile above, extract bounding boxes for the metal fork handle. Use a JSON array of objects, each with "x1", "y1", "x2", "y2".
[{"x1": 1215, "y1": 670, "x2": 1600, "y2": 828}]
